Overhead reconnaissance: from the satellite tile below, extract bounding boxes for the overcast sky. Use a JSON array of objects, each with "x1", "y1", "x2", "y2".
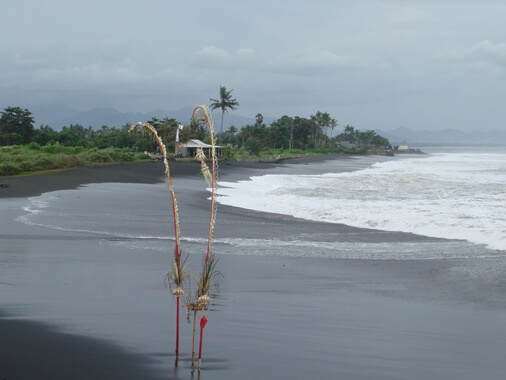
[{"x1": 2, "y1": 0, "x2": 506, "y2": 132}]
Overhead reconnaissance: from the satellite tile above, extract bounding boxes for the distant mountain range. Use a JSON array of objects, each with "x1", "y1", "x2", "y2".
[
  {"x1": 27, "y1": 105, "x2": 505, "y2": 146},
  {"x1": 375, "y1": 127, "x2": 506, "y2": 146},
  {"x1": 29, "y1": 105, "x2": 271, "y2": 132}
]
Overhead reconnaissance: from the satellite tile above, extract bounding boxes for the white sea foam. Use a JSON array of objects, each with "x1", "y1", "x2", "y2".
[
  {"x1": 16, "y1": 183, "x2": 173, "y2": 239},
  {"x1": 102, "y1": 235, "x2": 500, "y2": 260},
  {"x1": 217, "y1": 153, "x2": 506, "y2": 252},
  {"x1": 15, "y1": 152, "x2": 506, "y2": 260}
]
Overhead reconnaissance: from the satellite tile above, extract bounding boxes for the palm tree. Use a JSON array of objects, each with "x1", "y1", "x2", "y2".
[
  {"x1": 225, "y1": 125, "x2": 238, "y2": 144},
  {"x1": 343, "y1": 124, "x2": 356, "y2": 139},
  {"x1": 310, "y1": 111, "x2": 330, "y2": 148},
  {"x1": 210, "y1": 86, "x2": 239, "y2": 143},
  {"x1": 329, "y1": 118, "x2": 338, "y2": 148}
]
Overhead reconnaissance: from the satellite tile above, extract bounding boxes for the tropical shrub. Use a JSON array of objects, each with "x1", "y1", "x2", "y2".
[{"x1": 0, "y1": 161, "x2": 22, "y2": 176}]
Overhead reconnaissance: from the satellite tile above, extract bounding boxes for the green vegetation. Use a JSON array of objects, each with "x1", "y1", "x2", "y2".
[
  {"x1": 0, "y1": 143, "x2": 145, "y2": 176},
  {"x1": 0, "y1": 107, "x2": 35, "y2": 145},
  {"x1": 0, "y1": 103, "x2": 392, "y2": 177},
  {"x1": 220, "y1": 113, "x2": 390, "y2": 158}
]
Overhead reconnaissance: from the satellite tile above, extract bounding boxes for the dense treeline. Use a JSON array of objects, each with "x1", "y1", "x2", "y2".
[
  {"x1": 1, "y1": 106, "x2": 391, "y2": 176},
  {"x1": 0, "y1": 106, "x2": 157, "y2": 176},
  {"x1": 0, "y1": 107, "x2": 206, "y2": 153},
  {"x1": 0, "y1": 107, "x2": 157, "y2": 151},
  {"x1": 222, "y1": 111, "x2": 391, "y2": 156}
]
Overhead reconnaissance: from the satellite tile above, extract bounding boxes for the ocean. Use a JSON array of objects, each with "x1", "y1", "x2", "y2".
[
  {"x1": 17, "y1": 148, "x2": 505, "y2": 262},
  {"x1": 218, "y1": 147, "x2": 506, "y2": 255}
]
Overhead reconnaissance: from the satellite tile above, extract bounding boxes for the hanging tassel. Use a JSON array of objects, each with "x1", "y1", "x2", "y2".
[{"x1": 196, "y1": 148, "x2": 212, "y2": 187}]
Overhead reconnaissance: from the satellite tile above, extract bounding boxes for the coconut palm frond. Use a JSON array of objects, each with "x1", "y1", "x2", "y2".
[{"x1": 209, "y1": 85, "x2": 239, "y2": 144}]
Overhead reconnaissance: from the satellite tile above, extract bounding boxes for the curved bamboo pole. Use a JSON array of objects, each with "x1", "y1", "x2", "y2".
[
  {"x1": 191, "y1": 105, "x2": 218, "y2": 263},
  {"x1": 190, "y1": 105, "x2": 219, "y2": 371},
  {"x1": 128, "y1": 122, "x2": 184, "y2": 363},
  {"x1": 131, "y1": 106, "x2": 219, "y2": 370},
  {"x1": 129, "y1": 122, "x2": 181, "y2": 257}
]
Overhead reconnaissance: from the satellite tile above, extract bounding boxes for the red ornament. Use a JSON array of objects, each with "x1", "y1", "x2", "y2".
[{"x1": 200, "y1": 315, "x2": 208, "y2": 328}]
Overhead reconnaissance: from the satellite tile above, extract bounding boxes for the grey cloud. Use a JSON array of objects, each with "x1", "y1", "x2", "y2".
[
  {"x1": 465, "y1": 40, "x2": 506, "y2": 68},
  {"x1": 264, "y1": 48, "x2": 360, "y2": 77},
  {"x1": 190, "y1": 46, "x2": 258, "y2": 71},
  {"x1": 6, "y1": 47, "x2": 142, "y2": 90},
  {"x1": 1, "y1": 1, "x2": 506, "y2": 132}
]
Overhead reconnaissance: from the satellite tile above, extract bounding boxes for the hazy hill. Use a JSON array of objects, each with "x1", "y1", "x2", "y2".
[
  {"x1": 375, "y1": 127, "x2": 506, "y2": 146},
  {"x1": 27, "y1": 105, "x2": 505, "y2": 145},
  {"x1": 30, "y1": 105, "x2": 272, "y2": 131}
]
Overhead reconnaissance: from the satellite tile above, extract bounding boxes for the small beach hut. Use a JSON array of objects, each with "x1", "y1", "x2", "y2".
[
  {"x1": 339, "y1": 135, "x2": 358, "y2": 148},
  {"x1": 177, "y1": 139, "x2": 223, "y2": 158}
]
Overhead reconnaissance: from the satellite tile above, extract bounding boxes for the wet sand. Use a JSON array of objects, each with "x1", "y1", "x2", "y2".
[
  {"x1": 0, "y1": 155, "x2": 351, "y2": 199},
  {"x1": 0, "y1": 311, "x2": 165, "y2": 379},
  {"x1": 2, "y1": 157, "x2": 506, "y2": 379}
]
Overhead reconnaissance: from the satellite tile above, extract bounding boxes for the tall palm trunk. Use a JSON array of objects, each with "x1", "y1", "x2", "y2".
[{"x1": 218, "y1": 110, "x2": 224, "y2": 143}]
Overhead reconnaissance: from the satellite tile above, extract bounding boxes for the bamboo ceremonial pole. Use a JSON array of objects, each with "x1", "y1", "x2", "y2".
[
  {"x1": 128, "y1": 122, "x2": 184, "y2": 365},
  {"x1": 175, "y1": 296, "x2": 180, "y2": 363},
  {"x1": 192, "y1": 105, "x2": 218, "y2": 263},
  {"x1": 191, "y1": 105, "x2": 217, "y2": 372},
  {"x1": 192, "y1": 309, "x2": 197, "y2": 366}
]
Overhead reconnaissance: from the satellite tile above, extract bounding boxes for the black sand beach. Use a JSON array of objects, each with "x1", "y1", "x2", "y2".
[{"x1": 2, "y1": 157, "x2": 506, "y2": 379}]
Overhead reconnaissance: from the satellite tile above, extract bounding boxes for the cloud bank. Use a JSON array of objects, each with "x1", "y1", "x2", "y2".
[{"x1": 1, "y1": 0, "x2": 505, "y2": 132}]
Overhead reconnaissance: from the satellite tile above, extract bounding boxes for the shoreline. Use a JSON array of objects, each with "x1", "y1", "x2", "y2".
[
  {"x1": 2, "y1": 153, "x2": 506, "y2": 379},
  {"x1": 0, "y1": 154, "x2": 360, "y2": 379},
  {"x1": 0, "y1": 153, "x2": 355, "y2": 199}
]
